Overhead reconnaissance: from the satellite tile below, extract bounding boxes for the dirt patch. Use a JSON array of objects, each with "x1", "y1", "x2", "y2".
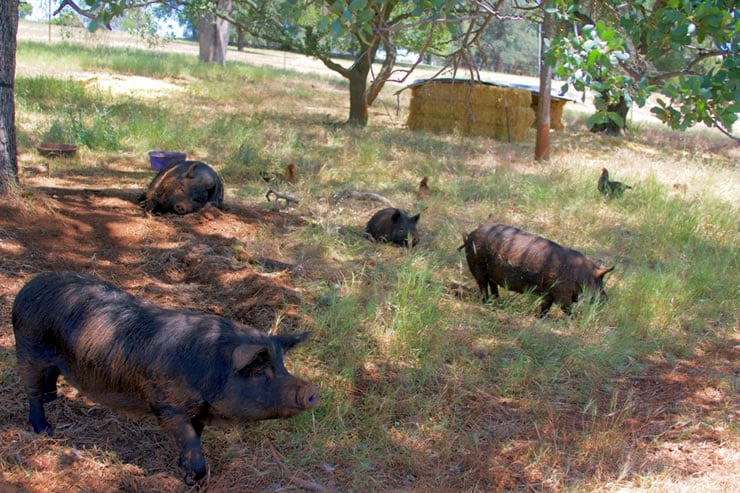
[{"x1": 0, "y1": 181, "x2": 312, "y2": 330}]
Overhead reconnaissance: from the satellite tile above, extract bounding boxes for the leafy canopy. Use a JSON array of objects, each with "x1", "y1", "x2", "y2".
[{"x1": 547, "y1": 0, "x2": 738, "y2": 138}]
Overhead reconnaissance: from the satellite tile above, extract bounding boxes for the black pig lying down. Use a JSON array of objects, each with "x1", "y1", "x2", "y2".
[
  {"x1": 140, "y1": 160, "x2": 224, "y2": 214},
  {"x1": 12, "y1": 271, "x2": 319, "y2": 480},
  {"x1": 460, "y1": 223, "x2": 614, "y2": 316},
  {"x1": 366, "y1": 207, "x2": 421, "y2": 247}
]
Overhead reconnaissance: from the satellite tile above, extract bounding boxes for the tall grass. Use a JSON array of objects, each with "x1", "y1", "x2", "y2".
[{"x1": 12, "y1": 37, "x2": 739, "y2": 490}]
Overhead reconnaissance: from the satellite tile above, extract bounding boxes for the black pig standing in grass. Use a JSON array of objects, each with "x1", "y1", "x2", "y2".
[
  {"x1": 140, "y1": 160, "x2": 224, "y2": 214},
  {"x1": 366, "y1": 208, "x2": 420, "y2": 247},
  {"x1": 460, "y1": 223, "x2": 614, "y2": 316},
  {"x1": 12, "y1": 271, "x2": 319, "y2": 481}
]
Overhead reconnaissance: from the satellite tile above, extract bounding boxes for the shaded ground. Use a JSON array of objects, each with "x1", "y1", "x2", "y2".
[
  {"x1": 0, "y1": 165, "x2": 329, "y2": 491},
  {"x1": 1, "y1": 164, "x2": 738, "y2": 493}
]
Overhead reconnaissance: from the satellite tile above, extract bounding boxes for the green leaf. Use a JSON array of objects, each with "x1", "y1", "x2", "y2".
[
  {"x1": 348, "y1": 0, "x2": 367, "y2": 10},
  {"x1": 613, "y1": 50, "x2": 630, "y2": 62},
  {"x1": 587, "y1": 49, "x2": 601, "y2": 66},
  {"x1": 331, "y1": 18, "x2": 342, "y2": 37},
  {"x1": 606, "y1": 111, "x2": 625, "y2": 127}
]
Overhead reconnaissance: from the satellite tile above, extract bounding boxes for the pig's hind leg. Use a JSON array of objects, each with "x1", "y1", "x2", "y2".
[
  {"x1": 42, "y1": 366, "x2": 61, "y2": 403},
  {"x1": 537, "y1": 296, "x2": 555, "y2": 318},
  {"x1": 19, "y1": 363, "x2": 55, "y2": 435}
]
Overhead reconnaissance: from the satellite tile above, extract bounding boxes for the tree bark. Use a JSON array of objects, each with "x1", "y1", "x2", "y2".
[
  {"x1": 320, "y1": 36, "x2": 380, "y2": 126},
  {"x1": 0, "y1": 0, "x2": 19, "y2": 195},
  {"x1": 236, "y1": 25, "x2": 245, "y2": 51},
  {"x1": 534, "y1": 10, "x2": 553, "y2": 162},
  {"x1": 590, "y1": 93, "x2": 628, "y2": 135},
  {"x1": 198, "y1": 0, "x2": 232, "y2": 65},
  {"x1": 347, "y1": 64, "x2": 370, "y2": 125}
]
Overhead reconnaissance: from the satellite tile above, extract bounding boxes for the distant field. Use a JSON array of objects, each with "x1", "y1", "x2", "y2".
[{"x1": 19, "y1": 19, "x2": 733, "y2": 135}]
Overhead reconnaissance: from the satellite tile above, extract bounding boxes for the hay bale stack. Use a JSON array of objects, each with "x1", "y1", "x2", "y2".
[
  {"x1": 530, "y1": 95, "x2": 567, "y2": 131},
  {"x1": 407, "y1": 80, "x2": 534, "y2": 141}
]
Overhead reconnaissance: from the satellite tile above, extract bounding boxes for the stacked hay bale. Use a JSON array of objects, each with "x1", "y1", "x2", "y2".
[
  {"x1": 531, "y1": 95, "x2": 567, "y2": 131},
  {"x1": 407, "y1": 79, "x2": 535, "y2": 141}
]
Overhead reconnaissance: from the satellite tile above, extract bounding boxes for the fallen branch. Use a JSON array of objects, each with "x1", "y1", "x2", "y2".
[
  {"x1": 329, "y1": 190, "x2": 392, "y2": 206},
  {"x1": 265, "y1": 187, "x2": 298, "y2": 206}
]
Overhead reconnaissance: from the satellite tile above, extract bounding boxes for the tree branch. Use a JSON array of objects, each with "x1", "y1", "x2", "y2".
[{"x1": 53, "y1": 0, "x2": 98, "y2": 20}]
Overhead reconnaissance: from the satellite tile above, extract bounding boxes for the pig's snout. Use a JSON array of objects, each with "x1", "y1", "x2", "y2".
[
  {"x1": 173, "y1": 202, "x2": 189, "y2": 214},
  {"x1": 277, "y1": 382, "x2": 319, "y2": 418},
  {"x1": 299, "y1": 383, "x2": 320, "y2": 409}
]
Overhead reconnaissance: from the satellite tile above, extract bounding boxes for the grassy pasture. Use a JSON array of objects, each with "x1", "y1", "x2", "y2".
[{"x1": 2, "y1": 32, "x2": 738, "y2": 492}]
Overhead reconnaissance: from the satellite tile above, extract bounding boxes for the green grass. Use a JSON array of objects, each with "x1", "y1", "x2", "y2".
[{"x1": 10, "y1": 36, "x2": 739, "y2": 491}]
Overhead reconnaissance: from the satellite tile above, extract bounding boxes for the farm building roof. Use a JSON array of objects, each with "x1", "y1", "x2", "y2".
[{"x1": 404, "y1": 78, "x2": 575, "y2": 102}]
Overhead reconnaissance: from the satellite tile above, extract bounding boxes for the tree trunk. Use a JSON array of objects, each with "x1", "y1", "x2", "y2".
[
  {"x1": 590, "y1": 94, "x2": 629, "y2": 135},
  {"x1": 236, "y1": 26, "x2": 245, "y2": 52},
  {"x1": 534, "y1": 10, "x2": 553, "y2": 162},
  {"x1": 347, "y1": 69, "x2": 369, "y2": 125},
  {"x1": 366, "y1": 42, "x2": 396, "y2": 108},
  {"x1": 0, "y1": 0, "x2": 19, "y2": 195},
  {"x1": 198, "y1": 0, "x2": 232, "y2": 65},
  {"x1": 345, "y1": 37, "x2": 380, "y2": 125},
  {"x1": 316, "y1": 26, "x2": 386, "y2": 125}
]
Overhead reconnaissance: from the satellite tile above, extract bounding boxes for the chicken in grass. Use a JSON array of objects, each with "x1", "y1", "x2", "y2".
[
  {"x1": 261, "y1": 162, "x2": 297, "y2": 184},
  {"x1": 418, "y1": 176, "x2": 431, "y2": 199},
  {"x1": 598, "y1": 168, "x2": 632, "y2": 197}
]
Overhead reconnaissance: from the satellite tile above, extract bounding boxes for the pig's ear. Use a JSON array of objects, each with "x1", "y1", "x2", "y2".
[
  {"x1": 391, "y1": 209, "x2": 401, "y2": 221},
  {"x1": 186, "y1": 163, "x2": 199, "y2": 178},
  {"x1": 595, "y1": 266, "x2": 615, "y2": 279},
  {"x1": 411, "y1": 213, "x2": 420, "y2": 223},
  {"x1": 277, "y1": 332, "x2": 311, "y2": 352},
  {"x1": 457, "y1": 233, "x2": 468, "y2": 251},
  {"x1": 232, "y1": 344, "x2": 267, "y2": 372}
]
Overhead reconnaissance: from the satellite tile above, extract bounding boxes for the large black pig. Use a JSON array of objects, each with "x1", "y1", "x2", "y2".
[
  {"x1": 12, "y1": 271, "x2": 319, "y2": 480},
  {"x1": 366, "y1": 208, "x2": 420, "y2": 247},
  {"x1": 140, "y1": 160, "x2": 224, "y2": 214},
  {"x1": 460, "y1": 223, "x2": 614, "y2": 316}
]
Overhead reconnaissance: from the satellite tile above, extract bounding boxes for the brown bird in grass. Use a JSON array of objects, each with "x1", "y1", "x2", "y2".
[
  {"x1": 598, "y1": 168, "x2": 632, "y2": 197},
  {"x1": 260, "y1": 163, "x2": 297, "y2": 184},
  {"x1": 23, "y1": 162, "x2": 50, "y2": 176},
  {"x1": 418, "y1": 176, "x2": 431, "y2": 199}
]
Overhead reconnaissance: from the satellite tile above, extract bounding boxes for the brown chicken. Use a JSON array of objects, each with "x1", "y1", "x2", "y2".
[
  {"x1": 418, "y1": 176, "x2": 431, "y2": 199},
  {"x1": 261, "y1": 162, "x2": 297, "y2": 184},
  {"x1": 598, "y1": 168, "x2": 632, "y2": 197}
]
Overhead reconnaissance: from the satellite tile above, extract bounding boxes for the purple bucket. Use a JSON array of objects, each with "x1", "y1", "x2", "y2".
[{"x1": 148, "y1": 151, "x2": 187, "y2": 172}]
